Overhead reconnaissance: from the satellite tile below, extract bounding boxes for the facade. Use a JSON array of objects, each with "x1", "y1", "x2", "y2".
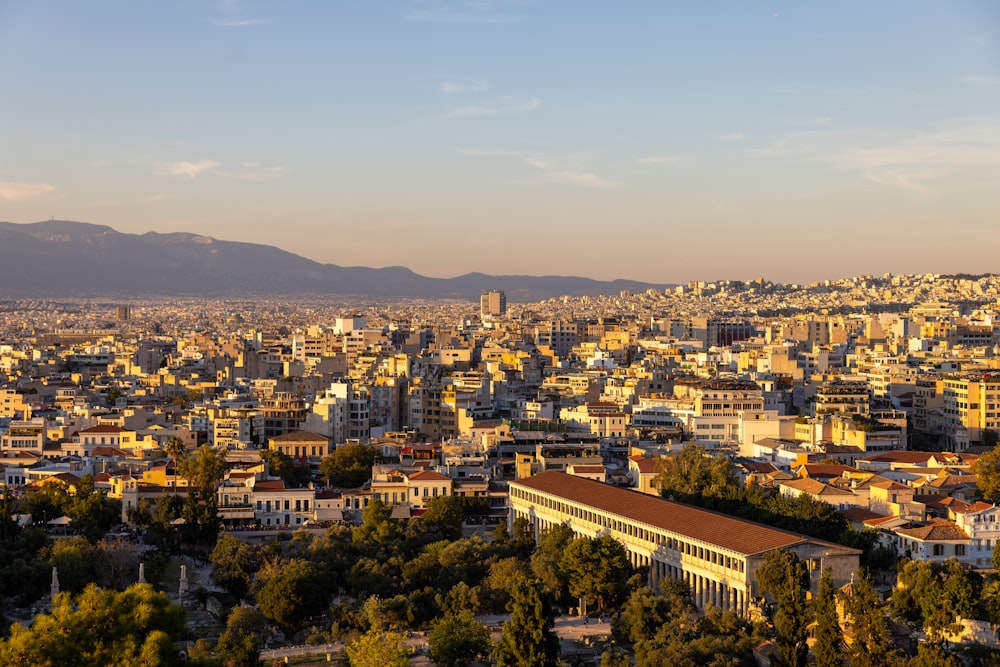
[
  {"x1": 480, "y1": 290, "x2": 507, "y2": 322},
  {"x1": 509, "y1": 471, "x2": 860, "y2": 615}
]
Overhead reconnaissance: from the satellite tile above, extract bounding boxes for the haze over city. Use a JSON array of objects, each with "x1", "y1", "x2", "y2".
[{"x1": 1, "y1": 0, "x2": 998, "y2": 284}]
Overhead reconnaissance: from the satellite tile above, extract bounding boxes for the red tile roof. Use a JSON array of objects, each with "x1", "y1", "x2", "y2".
[{"x1": 512, "y1": 471, "x2": 857, "y2": 557}]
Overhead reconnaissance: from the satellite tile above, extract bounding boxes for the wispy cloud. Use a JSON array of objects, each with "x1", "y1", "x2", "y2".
[
  {"x1": 155, "y1": 160, "x2": 220, "y2": 178},
  {"x1": 404, "y1": 1, "x2": 526, "y2": 24},
  {"x1": 460, "y1": 148, "x2": 614, "y2": 188},
  {"x1": 442, "y1": 96, "x2": 541, "y2": 118},
  {"x1": 962, "y1": 74, "x2": 1000, "y2": 87},
  {"x1": 637, "y1": 155, "x2": 678, "y2": 164},
  {"x1": 214, "y1": 163, "x2": 287, "y2": 181},
  {"x1": 439, "y1": 78, "x2": 490, "y2": 94},
  {"x1": 756, "y1": 118, "x2": 1000, "y2": 194},
  {"x1": 0, "y1": 181, "x2": 58, "y2": 201},
  {"x1": 209, "y1": 18, "x2": 268, "y2": 27}
]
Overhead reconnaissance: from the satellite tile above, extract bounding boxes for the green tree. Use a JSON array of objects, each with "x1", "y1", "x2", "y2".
[
  {"x1": 215, "y1": 626, "x2": 259, "y2": 667},
  {"x1": 67, "y1": 474, "x2": 121, "y2": 542},
  {"x1": 210, "y1": 533, "x2": 261, "y2": 597},
  {"x1": 163, "y1": 436, "x2": 188, "y2": 496},
  {"x1": 812, "y1": 568, "x2": 842, "y2": 667},
  {"x1": 972, "y1": 444, "x2": 1000, "y2": 503},
  {"x1": 179, "y1": 444, "x2": 229, "y2": 500},
  {"x1": 657, "y1": 443, "x2": 737, "y2": 499},
  {"x1": 0, "y1": 583, "x2": 186, "y2": 666},
  {"x1": 756, "y1": 550, "x2": 810, "y2": 667},
  {"x1": 530, "y1": 522, "x2": 574, "y2": 599},
  {"x1": 353, "y1": 497, "x2": 403, "y2": 546},
  {"x1": 562, "y1": 535, "x2": 632, "y2": 611},
  {"x1": 844, "y1": 571, "x2": 896, "y2": 667},
  {"x1": 259, "y1": 449, "x2": 311, "y2": 488},
  {"x1": 255, "y1": 558, "x2": 331, "y2": 633},
  {"x1": 420, "y1": 494, "x2": 464, "y2": 541},
  {"x1": 345, "y1": 629, "x2": 410, "y2": 667},
  {"x1": 320, "y1": 443, "x2": 377, "y2": 488},
  {"x1": 493, "y1": 579, "x2": 560, "y2": 667},
  {"x1": 427, "y1": 610, "x2": 492, "y2": 667},
  {"x1": 511, "y1": 515, "x2": 536, "y2": 558},
  {"x1": 614, "y1": 586, "x2": 675, "y2": 646}
]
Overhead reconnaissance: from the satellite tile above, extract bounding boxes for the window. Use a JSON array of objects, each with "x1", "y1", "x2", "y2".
[
  {"x1": 955, "y1": 544, "x2": 966, "y2": 556},
  {"x1": 932, "y1": 544, "x2": 944, "y2": 556}
]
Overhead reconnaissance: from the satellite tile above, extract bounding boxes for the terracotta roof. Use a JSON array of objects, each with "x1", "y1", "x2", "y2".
[
  {"x1": 798, "y1": 464, "x2": 857, "y2": 478},
  {"x1": 253, "y1": 480, "x2": 285, "y2": 491},
  {"x1": 895, "y1": 519, "x2": 969, "y2": 542},
  {"x1": 780, "y1": 478, "x2": 857, "y2": 497},
  {"x1": 569, "y1": 465, "x2": 606, "y2": 474},
  {"x1": 270, "y1": 430, "x2": 329, "y2": 442},
  {"x1": 512, "y1": 471, "x2": 857, "y2": 557},
  {"x1": 78, "y1": 424, "x2": 126, "y2": 434},
  {"x1": 842, "y1": 507, "x2": 886, "y2": 522},
  {"x1": 406, "y1": 470, "x2": 451, "y2": 482},
  {"x1": 630, "y1": 457, "x2": 660, "y2": 474},
  {"x1": 860, "y1": 451, "x2": 935, "y2": 464}
]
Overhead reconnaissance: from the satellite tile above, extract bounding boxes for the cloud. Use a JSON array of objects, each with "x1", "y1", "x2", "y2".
[
  {"x1": 439, "y1": 79, "x2": 490, "y2": 94},
  {"x1": 214, "y1": 163, "x2": 286, "y2": 181},
  {"x1": 715, "y1": 132, "x2": 745, "y2": 141},
  {"x1": 962, "y1": 74, "x2": 1000, "y2": 87},
  {"x1": 209, "y1": 18, "x2": 268, "y2": 27},
  {"x1": 544, "y1": 171, "x2": 614, "y2": 188},
  {"x1": 756, "y1": 118, "x2": 1000, "y2": 193},
  {"x1": 637, "y1": 155, "x2": 677, "y2": 164},
  {"x1": 460, "y1": 147, "x2": 614, "y2": 187},
  {"x1": 442, "y1": 96, "x2": 541, "y2": 118},
  {"x1": 156, "y1": 160, "x2": 220, "y2": 178},
  {"x1": 404, "y1": 1, "x2": 525, "y2": 24},
  {"x1": 0, "y1": 181, "x2": 58, "y2": 201}
]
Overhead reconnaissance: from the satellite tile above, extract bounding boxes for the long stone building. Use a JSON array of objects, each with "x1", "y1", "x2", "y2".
[{"x1": 509, "y1": 471, "x2": 860, "y2": 615}]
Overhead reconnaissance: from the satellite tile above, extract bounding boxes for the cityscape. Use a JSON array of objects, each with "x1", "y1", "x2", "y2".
[
  {"x1": 1, "y1": 269, "x2": 1000, "y2": 665},
  {"x1": 2, "y1": 0, "x2": 999, "y2": 665}
]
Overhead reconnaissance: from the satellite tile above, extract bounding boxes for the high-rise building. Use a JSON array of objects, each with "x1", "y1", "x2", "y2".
[
  {"x1": 115, "y1": 306, "x2": 130, "y2": 321},
  {"x1": 480, "y1": 290, "x2": 506, "y2": 321}
]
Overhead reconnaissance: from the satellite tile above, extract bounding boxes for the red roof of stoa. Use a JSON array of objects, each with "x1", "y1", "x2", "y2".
[{"x1": 512, "y1": 471, "x2": 859, "y2": 557}]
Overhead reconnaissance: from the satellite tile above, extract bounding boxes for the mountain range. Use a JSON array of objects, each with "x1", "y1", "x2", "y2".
[{"x1": 0, "y1": 221, "x2": 670, "y2": 300}]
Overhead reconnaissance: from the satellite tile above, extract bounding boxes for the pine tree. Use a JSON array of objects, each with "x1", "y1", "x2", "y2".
[
  {"x1": 813, "y1": 568, "x2": 842, "y2": 667},
  {"x1": 493, "y1": 579, "x2": 560, "y2": 667},
  {"x1": 756, "y1": 550, "x2": 810, "y2": 667}
]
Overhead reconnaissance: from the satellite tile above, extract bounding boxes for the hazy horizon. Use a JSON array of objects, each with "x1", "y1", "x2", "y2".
[{"x1": 2, "y1": 1, "x2": 998, "y2": 284}]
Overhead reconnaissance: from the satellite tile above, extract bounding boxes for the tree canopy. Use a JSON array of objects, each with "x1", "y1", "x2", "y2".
[{"x1": 320, "y1": 442, "x2": 377, "y2": 488}]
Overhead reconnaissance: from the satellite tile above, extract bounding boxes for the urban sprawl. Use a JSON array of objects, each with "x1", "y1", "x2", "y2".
[{"x1": 4, "y1": 272, "x2": 1000, "y2": 665}]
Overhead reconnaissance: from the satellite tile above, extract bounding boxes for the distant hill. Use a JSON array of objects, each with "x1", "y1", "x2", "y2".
[{"x1": 0, "y1": 221, "x2": 670, "y2": 300}]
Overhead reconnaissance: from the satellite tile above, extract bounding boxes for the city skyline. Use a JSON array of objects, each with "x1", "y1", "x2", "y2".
[{"x1": 1, "y1": 1, "x2": 998, "y2": 284}]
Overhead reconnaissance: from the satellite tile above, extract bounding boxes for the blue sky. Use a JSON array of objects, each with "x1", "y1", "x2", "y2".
[{"x1": 1, "y1": 1, "x2": 998, "y2": 284}]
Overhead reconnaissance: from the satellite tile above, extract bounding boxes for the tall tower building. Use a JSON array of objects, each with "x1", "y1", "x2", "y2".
[{"x1": 480, "y1": 290, "x2": 506, "y2": 322}]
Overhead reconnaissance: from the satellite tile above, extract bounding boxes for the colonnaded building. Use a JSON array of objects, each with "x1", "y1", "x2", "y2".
[{"x1": 509, "y1": 471, "x2": 861, "y2": 615}]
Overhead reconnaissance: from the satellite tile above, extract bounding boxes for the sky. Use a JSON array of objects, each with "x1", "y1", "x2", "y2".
[{"x1": 1, "y1": 1, "x2": 998, "y2": 285}]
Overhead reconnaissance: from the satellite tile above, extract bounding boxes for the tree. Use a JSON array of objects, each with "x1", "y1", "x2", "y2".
[
  {"x1": 657, "y1": 443, "x2": 737, "y2": 499},
  {"x1": 255, "y1": 558, "x2": 331, "y2": 632},
  {"x1": 178, "y1": 444, "x2": 228, "y2": 501},
  {"x1": 562, "y1": 535, "x2": 632, "y2": 611},
  {"x1": 844, "y1": 571, "x2": 896, "y2": 667},
  {"x1": 420, "y1": 494, "x2": 464, "y2": 541},
  {"x1": 163, "y1": 436, "x2": 188, "y2": 496},
  {"x1": 756, "y1": 550, "x2": 810, "y2": 667},
  {"x1": 345, "y1": 629, "x2": 410, "y2": 667},
  {"x1": 530, "y1": 522, "x2": 574, "y2": 599},
  {"x1": 216, "y1": 606, "x2": 267, "y2": 667},
  {"x1": 211, "y1": 533, "x2": 261, "y2": 597},
  {"x1": 353, "y1": 497, "x2": 403, "y2": 546},
  {"x1": 972, "y1": 444, "x2": 1000, "y2": 503},
  {"x1": 428, "y1": 610, "x2": 492, "y2": 667},
  {"x1": 259, "y1": 449, "x2": 311, "y2": 488},
  {"x1": 320, "y1": 443, "x2": 377, "y2": 488},
  {"x1": 493, "y1": 579, "x2": 560, "y2": 667},
  {"x1": 812, "y1": 568, "x2": 842, "y2": 667},
  {"x1": 0, "y1": 583, "x2": 185, "y2": 666},
  {"x1": 615, "y1": 586, "x2": 675, "y2": 646}
]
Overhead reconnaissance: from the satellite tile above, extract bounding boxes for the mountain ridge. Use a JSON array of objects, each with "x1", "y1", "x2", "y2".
[{"x1": 0, "y1": 221, "x2": 671, "y2": 300}]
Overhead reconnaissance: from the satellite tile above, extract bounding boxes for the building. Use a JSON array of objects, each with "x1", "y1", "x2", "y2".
[
  {"x1": 509, "y1": 471, "x2": 861, "y2": 615},
  {"x1": 480, "y1": 290, "x2": 507, "y2": 322}
]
